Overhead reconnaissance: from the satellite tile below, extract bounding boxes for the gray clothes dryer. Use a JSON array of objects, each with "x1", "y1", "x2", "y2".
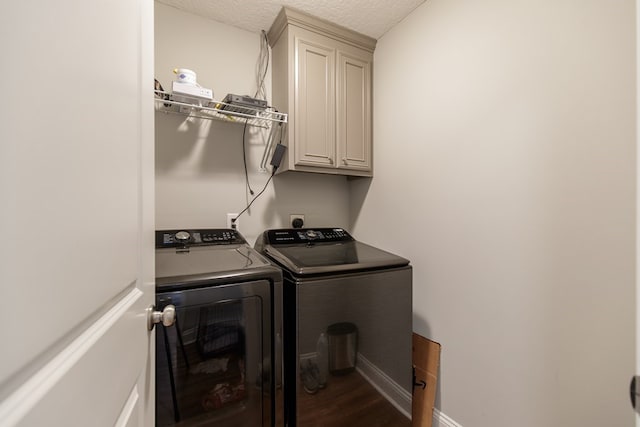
[{"x1": 155, "y1": 229, "x2": 282, "y2": 427}]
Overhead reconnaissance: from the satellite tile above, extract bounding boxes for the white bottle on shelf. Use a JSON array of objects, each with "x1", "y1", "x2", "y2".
[{"x1": 316, "y1": 332, "x2": 329, "y2": 388}]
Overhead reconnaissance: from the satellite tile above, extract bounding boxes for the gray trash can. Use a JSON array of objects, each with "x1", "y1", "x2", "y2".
[{"x1": 327, "y1": 322, "x2": 358, "y2": 375}]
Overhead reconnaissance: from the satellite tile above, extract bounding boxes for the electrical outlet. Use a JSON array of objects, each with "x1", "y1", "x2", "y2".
[
  {"x1": 227, "y1": 213, "x2": 238, "y2": 229},
  {"x1": 289, "y1": 214, "x2": 305, "y2": 228}
]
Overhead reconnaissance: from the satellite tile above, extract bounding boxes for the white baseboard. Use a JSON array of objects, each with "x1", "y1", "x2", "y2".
[
  {"x1": 301, "y1": 352, "x2": 462, "y2": 426},
  {"x1": 298, "y1": 352, "x2": 416, "y2": 420},
  {"x1": 356, "y1": 354, "x2": 412, "y2": 418},
  {"x1": 433, "y1": 408, "x2": 463, "y2": 427},
  {"x1": 300, "y1": 351, "x2": 412, "y2": 418}
]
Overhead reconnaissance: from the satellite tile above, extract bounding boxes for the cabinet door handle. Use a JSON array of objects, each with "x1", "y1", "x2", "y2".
[
  {"x1": 631, "y1": 376, "x2": 640, "y2": 413},
  {"x1": 342, "y1": 158, "x2": 348, "y2": 165},
  {"x1": 328, "y1": 158, "x2": 333, "y2": 164}
]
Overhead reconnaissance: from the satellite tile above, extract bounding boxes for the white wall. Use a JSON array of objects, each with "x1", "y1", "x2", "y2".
[
  {"x1": 155, "y1": 3, "x2": 350, "y2": 244},
  {"x1": 350, "y1": 1, "x2": 636, "y2": 426}
]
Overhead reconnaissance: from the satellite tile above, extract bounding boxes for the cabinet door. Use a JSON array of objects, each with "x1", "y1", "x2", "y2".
[
  {"x1": 337, "y1": 51, "x2": 372, "y2": 172},
  {"x1": 294, "y1": 36, "x2": 336, "y2": 168}
]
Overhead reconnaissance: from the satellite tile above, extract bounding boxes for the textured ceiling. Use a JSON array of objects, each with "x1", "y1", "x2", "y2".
[{"x1": 156, "y1": 0, "x2": 426, "y2": 39}]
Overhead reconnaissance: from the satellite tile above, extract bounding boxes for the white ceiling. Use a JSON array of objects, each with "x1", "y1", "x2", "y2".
[{"x1": 156, "y1": 0, "x2": 426, "y2": 39}]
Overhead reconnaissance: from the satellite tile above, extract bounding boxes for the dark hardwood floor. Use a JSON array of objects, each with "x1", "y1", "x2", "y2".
[
  {"x1": 297, "y1": 371, "x2": 411, "y2": 427},
  {"x1": 157, "y1": 338, "x2": 409, "y2": 426}
]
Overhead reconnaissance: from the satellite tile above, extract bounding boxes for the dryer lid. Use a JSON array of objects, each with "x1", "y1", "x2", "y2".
[
  {"x1": 156, "y1": 244, "x2": 272, "y2": 279},
  {"x1": 155, "y1": 228, "x2": 279, "y2": 291}
]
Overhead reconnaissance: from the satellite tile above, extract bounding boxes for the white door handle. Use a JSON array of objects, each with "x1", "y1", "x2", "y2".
[{"x1": 147, "y1": 304, "x2": 176, "y2": 331}]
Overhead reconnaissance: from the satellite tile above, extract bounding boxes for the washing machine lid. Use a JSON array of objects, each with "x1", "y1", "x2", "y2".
[
  {"x1": 155, "y1": 229, "x2": 279, "y2": 289},
  {"x1": 258, "y1": 228, "x2": 410, "y2": 276}
]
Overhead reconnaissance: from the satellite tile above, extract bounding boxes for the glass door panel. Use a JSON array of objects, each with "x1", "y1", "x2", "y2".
[{"x1": 156, "y1": 280, "x2": 271, "y2": 427}]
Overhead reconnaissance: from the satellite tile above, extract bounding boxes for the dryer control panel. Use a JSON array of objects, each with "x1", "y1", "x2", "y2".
[{"x1": 156, "y1": 229, "x2": 246, "y2": 248}]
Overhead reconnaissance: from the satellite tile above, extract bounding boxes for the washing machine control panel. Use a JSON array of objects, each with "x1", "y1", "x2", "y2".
[
  {"x1": 156, "y1": 229, "x2": 245, "y2": 248},
  {"x1": 266, "y1": 228, "x2": 354, "y2": 244}
]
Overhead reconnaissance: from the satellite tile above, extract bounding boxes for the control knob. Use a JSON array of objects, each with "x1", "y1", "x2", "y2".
[{"x1": 174, "y1": 230, "x2": 191, "y2": 243}]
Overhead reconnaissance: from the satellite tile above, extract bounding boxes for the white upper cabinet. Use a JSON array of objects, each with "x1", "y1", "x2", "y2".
[{"x1": 268, "y1": 8, "x2": 375, "y2": 177}]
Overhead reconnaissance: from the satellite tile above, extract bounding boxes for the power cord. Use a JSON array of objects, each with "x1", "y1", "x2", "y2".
[
  {"x1": 232, "y1": 166, "x2": 277, "y2": 228},
  {"x1": 254, "y1": 30, "x2": 269, "y2": 100},
  {"x1": 241, "y1": 119, "x2": 254, "y2": 196},
  {"x1": 233, "y1": 30, "x2": 276, "y2": 228},
  {"x1": 241, "y1": 30, "x2": 271, "y2": 198},
  {"x1": 232, "y1": 143, "x2": 286, "y2": 228}
]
